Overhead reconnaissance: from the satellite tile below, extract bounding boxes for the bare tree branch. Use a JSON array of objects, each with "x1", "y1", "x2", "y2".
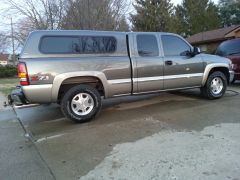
[{"x1": 61, "y1": 0, "x2": 130, "y2": 31}]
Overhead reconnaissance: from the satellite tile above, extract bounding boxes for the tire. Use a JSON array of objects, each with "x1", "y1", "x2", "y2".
[
  {"x1": 61, "y1": 84, "x2": 102, "y2": 123},
  {"x1": 201, "y1": 71, "x2": 227, "y2": 100}
]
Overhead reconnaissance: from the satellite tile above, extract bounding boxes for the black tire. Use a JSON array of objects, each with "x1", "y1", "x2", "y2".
[
  {"x1": 61, "y1": 85, "x2": 102, "y2": 123},
  {"x1": 201, "y1": 71, "x2": 227, "y2": 100}
]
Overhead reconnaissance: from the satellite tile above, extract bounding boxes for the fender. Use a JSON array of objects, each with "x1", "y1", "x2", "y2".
[
  {"x1": 202, "y1": 63, "x2": 230, "y2": 86},
  {"x1": 52, "y1": 71, "x2": 109, "y2": 102}
]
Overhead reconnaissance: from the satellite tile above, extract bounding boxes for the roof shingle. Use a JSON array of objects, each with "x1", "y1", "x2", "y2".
[
  {"x1": 0, "y1": 53, "x2": 10, "y2": 61},
  {"x1": 187, "y1": 25, "x2": 240, "y2": 44}
]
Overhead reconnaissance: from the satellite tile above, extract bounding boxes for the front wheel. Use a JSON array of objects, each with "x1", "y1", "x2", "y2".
[
  {"x1": 201, "y1": 71, "x2": 227, "y2": 99},
  {"x1": 61, "y1": 85, "x2": 102, "y2": 123}
]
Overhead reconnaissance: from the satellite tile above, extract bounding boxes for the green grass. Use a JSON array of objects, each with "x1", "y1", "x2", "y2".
[{"x1": 0, "y1": 78, "x2": 19, "y2": 96}]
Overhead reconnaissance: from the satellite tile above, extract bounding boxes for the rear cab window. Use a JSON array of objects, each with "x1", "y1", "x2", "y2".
[
  {"x1": 39, "y1": 36, "x2": 117, "y2": 54},
  {"x1": 137, "y1": 34, "x2": 159, "y2": 57}
]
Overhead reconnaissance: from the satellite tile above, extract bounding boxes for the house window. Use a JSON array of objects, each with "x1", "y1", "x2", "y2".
[{"x1": 199, "y1": 45, "x2": 207, "y2": 52}]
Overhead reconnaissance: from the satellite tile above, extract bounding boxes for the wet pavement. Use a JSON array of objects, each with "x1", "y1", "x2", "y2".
[
  {"x1": 0, "y1": 92, "x2": 10, "y2": 110},
  {"x1": 0, "y1": 105, "x2": 55, "y2": 179},
  {"x1": 0, "y1": 85, "x2": 240, "y2": 180}
]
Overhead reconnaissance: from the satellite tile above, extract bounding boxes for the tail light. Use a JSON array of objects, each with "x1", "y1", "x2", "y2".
[{"x1": 18, "y1": 63, "x2": 29, "y2": 86}]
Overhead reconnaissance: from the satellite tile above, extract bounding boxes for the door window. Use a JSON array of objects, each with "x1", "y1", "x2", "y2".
[{"x1": 162, "y1": 35, "x2": 191, "y2": 56}]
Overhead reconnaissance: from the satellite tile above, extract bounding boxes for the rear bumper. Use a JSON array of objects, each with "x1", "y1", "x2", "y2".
[
  {"x1": 8, "y1": 86, "x2": 28, "y2": 106},
  {"x1": 7, "y1": 84, "x2": 52, "y2": 106}
]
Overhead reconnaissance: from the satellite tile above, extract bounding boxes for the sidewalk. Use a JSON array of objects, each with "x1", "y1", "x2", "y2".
[
  {"x1": 0, "y1": 92, "x2": 9, "y2": 111},
  {"x1": 0, "y1": 99, "x2": 55, "y2": 180}
]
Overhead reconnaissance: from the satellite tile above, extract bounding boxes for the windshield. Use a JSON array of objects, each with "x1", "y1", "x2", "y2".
[{"x1": 216, "y1": 39, "x2": 240, "y2": 56}]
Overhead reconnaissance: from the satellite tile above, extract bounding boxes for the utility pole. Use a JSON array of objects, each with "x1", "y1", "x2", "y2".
[
  {"x1": 87, "y1": 0, "x2": 90, "y2": 29},
  {"x1": 10, "y1": 17, "x2": 16, "y2": 66}
]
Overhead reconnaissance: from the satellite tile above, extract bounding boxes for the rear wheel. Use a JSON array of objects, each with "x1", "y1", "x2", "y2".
[
  {"x1": 201, "y1": 71, "x2": 227, "y2": 99},
  {"x1": 61, "y1": 85, "x2": 102, "y2": 123}
]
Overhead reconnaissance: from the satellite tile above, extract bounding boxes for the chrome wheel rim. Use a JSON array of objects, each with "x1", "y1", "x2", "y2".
[
  {"x1": 71, "y1": 93, "x2": 94, "y2": 116},
  {"x1": 210, "y1": 77, "x2": 223, "y2": 95}
]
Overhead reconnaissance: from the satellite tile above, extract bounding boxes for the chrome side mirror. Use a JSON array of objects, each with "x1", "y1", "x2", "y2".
[{"x1": 193, "y1": 47, "x2": 201, "y2": 55}]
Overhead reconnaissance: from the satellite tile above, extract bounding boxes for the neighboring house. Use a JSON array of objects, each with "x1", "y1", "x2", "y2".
[
  {"x1": 0, "y1": 53, "x2": 17, "y2": 66},
  {"x1": 0, "y1": 53, "x2": 10, "y2": 66},
  {"x1": 187, "y1": 25, "x2": 240, "y2": 53}
]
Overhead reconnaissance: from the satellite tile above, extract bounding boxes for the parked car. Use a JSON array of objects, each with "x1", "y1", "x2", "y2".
[
  {"x1": 8, "y1": 30, "x2": 234, "y2": 123},
  {"x1": 216, "y1": 38, "x2": 240, "y2": 83}
]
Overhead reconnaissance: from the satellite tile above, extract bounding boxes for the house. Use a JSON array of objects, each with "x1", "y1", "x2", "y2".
[
  {"x1": 187, "y1": 25, "x2": 240, "y2": 53},
  {"x1": 0, "y1": 53, "x2": 18, "y2": 66},
  {"x1": 0, "y1": 53, "x2": 10, "y2": 66}
]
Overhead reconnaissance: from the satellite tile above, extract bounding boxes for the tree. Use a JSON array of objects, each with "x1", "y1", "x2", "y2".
[
  {"x1": 3, "y1": 0, "x2": 67, "y2": 46},
  {"x1": 175, "y1": 0, "x2": 220, "y2": 37},
  {"x1": 0, "y1": 32, "x2": 8, "y2": 53},
  {"x1": 130, "y1": 0, "x2": 174, "y2": 32},
  {"x1": 219, "y1": 0, "x2": 240, "y2": 27},
  {"x1": 6, "y1": 0, "x2": 67, "y2": 30},
  {"x1": 61, "y1": 0, "x2": 129, "y2": 31}
]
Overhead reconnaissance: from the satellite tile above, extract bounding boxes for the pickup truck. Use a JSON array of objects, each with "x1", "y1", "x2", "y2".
[{"x1": 9, "y1": 30, "x2": 234, "y2": 123}]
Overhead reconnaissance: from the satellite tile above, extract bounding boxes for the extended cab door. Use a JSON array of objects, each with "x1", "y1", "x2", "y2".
[
  {"x1": 131, "y1": 33, "x2": 164, "y2": 93},
  {"x1": 160, "y1": 34, "x2": 204, "y2": 89}
]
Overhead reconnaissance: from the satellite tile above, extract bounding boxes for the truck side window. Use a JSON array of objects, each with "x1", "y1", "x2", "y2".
[
  {"x1": 162, "y1": 35, "x2": 191, "y2": 56},
  {"x1": 39, "y1": 36, "x2": 116, "y2": 54},
  {"x1": 40, "y1": 36, "x2": 79, "y2": 54},
  {"x1": 137, "y1": 34, "x2": 159, "y2": 57}
]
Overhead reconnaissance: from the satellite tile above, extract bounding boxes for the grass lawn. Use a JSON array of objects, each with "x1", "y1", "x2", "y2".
[{"x1": 0, "y1": 78, "x2": 19, "y2": 96}]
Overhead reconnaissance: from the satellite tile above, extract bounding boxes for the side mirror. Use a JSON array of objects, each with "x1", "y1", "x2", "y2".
[
  {"x1": 193, "y1": 47, "x2": 201, "y2": 55},
  {"x1": 180, "y1": 47, "x2": 201, "y2": 57}
]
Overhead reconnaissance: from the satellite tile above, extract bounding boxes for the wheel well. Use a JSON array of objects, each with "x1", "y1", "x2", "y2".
[
  {"x1": 58, "y1": 76, "x2": 104, "y2": 102},
  {"x1": 209, "y1": 67, "x2": 230, "y2": 84}
]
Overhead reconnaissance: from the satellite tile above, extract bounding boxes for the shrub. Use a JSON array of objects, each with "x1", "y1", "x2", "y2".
[{"x1": 0, "y1": 65, "x2": 17, "y2": 78}]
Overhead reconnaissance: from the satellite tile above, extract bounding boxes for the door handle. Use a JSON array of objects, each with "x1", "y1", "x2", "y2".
[{"x1": 165, "y1": 60, "x2": 173, "y2": 66}]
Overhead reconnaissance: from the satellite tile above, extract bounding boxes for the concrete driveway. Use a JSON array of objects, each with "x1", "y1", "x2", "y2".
[{"x1": 1, "y1": 85, "x2": 240, "y2": 180}]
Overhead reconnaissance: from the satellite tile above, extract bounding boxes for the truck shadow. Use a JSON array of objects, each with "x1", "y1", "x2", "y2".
[
  {"x1": 15, "y1": 87, "x2": 239, "y2": 139},
  {"x1": 15, "y1": 89, "x2": 207, "y2": 137}
]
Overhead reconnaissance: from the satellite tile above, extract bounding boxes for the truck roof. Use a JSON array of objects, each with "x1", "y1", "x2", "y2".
[
  {"x1": 29, "y1": 30, "x2": 127, "y2": 36},
  {"x1": 29, "y1": 30, "x2": 176, "y2": 36}
]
